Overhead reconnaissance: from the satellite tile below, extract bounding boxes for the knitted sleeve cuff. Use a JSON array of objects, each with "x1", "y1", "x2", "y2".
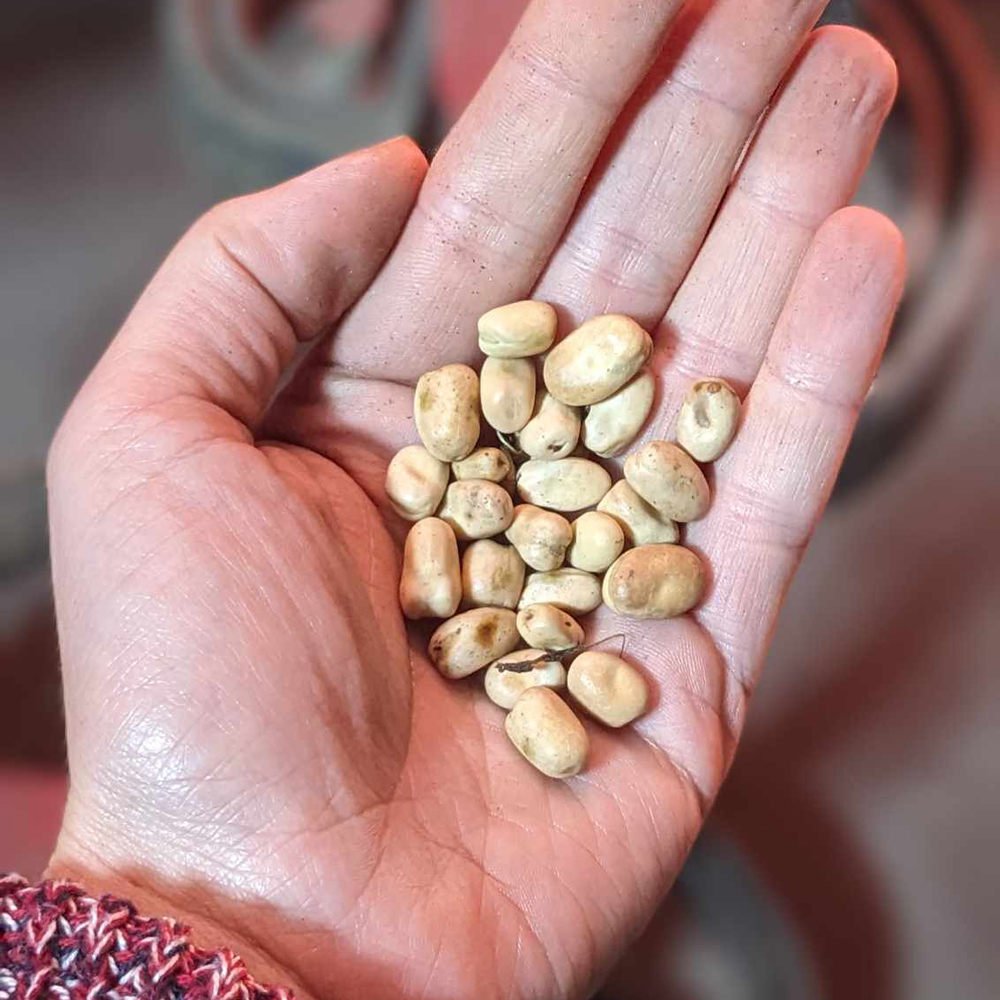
[{"x1": 0, "y1": 875, "x2": 296, "y2": 1000}]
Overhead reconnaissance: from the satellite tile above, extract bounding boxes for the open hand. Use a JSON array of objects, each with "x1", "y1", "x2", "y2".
[{"x1": 47, "y1": 1, "x2": 904, "y2": 997}]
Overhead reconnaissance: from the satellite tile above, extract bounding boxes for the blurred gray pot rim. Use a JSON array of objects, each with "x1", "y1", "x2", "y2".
[{"x1": 161, "y1": 0, "x2": 431, "y2": 190}]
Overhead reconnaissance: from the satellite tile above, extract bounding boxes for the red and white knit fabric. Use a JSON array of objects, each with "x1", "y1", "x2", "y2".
[{"x1": 0, "y1": 876, "x2": 295, "y2": 1000}]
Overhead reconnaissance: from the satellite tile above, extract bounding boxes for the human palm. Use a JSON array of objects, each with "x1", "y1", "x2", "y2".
[{"x1": 47, "y1": 2, "x2": 905, "y2": 998}]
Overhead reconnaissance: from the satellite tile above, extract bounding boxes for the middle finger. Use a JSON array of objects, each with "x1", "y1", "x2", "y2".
[{"x1": 533, "y1": 0, "x2": 829, "y2": 327}]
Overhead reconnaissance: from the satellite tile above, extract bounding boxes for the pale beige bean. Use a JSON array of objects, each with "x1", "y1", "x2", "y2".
[
  {"x1": 452, "y1": 447, "x2": 514, "y2": 483},
  {"x1": 414, "y1": 364, "x2": 480, "y2": 462},
  {"x1": 480, "y1": 357, "x2": 536, "y2": 434},
  {"x1": 624, "y1": 441, "x2": 710, "y2": 522},
  {"x1": 676, "y1": 377, "x2": 741, "y2": 462},
  {"x1": 461, "y1": 540, "x2": 525, "y2": 610},
  {"x1": 602, "y1": 544, "x2": 705, "y2": 620},
  {"x1": 516, "y1": 458, "x2": 612, "y2": 513},
  {"x1": 505, "y1": 687, "x2": 588, "y2": 778},
  {"x1": 567, "y1": 652, "x2": 648, "y2": 728},
  {"x1": 428, "y1": 608, "x2": 519, "y2": 679},
  {"x1": 517, "y1": 390, "x2": 581, "y2": 460},
  {"x1": 543, "y1": 314, "x2": 652, "y2": 406},
  {"x1": 398, "y1": 518, "x2": 461, "y2": 620},
  {"x1": 438, "y1": 480, "x2": 514, "y2": 540},
  {"x1": 484, "y1": 650, "x2": 567, "y2": 710},
  {"x1": 385, "y1": 445, "x2": 449, "y2": 521},
  {"x1": 516, "y1": 604, "x2": 584, "y2": 651},
  {"x1": 504, "y1": 505, "x2": 572, "y2": 572},
  {"x1": 478, "y1": 300, "x2": 557, "y2": 358},
  {"x1": 567, "y1": 511, "x2": 624, "y2": 573},
  {"x1": 597, "y1": 480, "x2": 679, "y2": 546},
  {"x1": 519, "y1": 568, "x2": 602, "y2": 614},
  {"x1": 581, "y1": 370, "x2": 655, "y2": 458}
]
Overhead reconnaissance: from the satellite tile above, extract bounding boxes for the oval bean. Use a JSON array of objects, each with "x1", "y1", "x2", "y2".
[
  {"x1": 567, "y1": 511, "x2": 624, "y2": 573},
  {"x1": 624, "y1": 441, "x2": 710, "y2": 522},
  {"x1": 398, "y1": 518, "x2": 461, "y2": 620},
  {"x1": 452, "y1": 446, "x2": 514, "y2": 483},
  {"x1": 438, "y1": 480, "x2": 514, "y2": 540},
  {"x1": 676, "y1": 377, "x2": 741, "y2": 462},
  {"x1": 543, "y1": 314, "x2": 652, "y2": 405},
  {"x1": 567, "y1": 652, "x2": 648, "y2": 728},
  {"x1": 428, "y1": 608, "x2": 519, "y2": 679},
  {"x1": 596, "y1": 480, "x2": 679, "y2": 546},
  {"x1": 461, "y1": 540, "x2": 525, "y2": 610},
  {"x1": 519, "y1": 568, "x2": 602, "y2": 614},
  {"x1": 516, "y1": 458, "x2": 612, "y2": 513},
  {"x1": 480, "y1": 357, "x2": 536, "y2": 433},
  {"x1": 516, "y1": 604, "x2": 584, "y2": 651},
  {"x1": 581, "y1": 370, "x2": 655, "y2": 458},
  {"x1": 385, "y1": 445, "x2": 449, "y2": 521},
  {"x1": 517, "y1": 390, "x2": 581, "y2": 460},
  {"x1": 505, "y1": 687, "x2": 588, "y2": 778},
  {"x1": 478, "y1": 300, "x2": 557, "y2": 358},
  {"x1": 505, "y1": 505, "x2": 572, "y2": 572},
  {"x1": 602, "y1": 544, "x2": 705, "y2": 620},
  {"x1": 484, "y1": 650, "x2": 567, "y2": 710},
  {"x1": 414, "y1": 364, "x2": 480, "y2": 462}
]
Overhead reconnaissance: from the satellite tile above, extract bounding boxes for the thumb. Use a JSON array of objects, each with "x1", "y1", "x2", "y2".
[{"x1": 57, "y1": 136, "x2": 427, "y2": 446}]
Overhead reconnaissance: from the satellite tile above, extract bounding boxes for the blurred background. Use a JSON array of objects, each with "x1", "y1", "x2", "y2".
[{"x1": 1, "y1": 1, "x2": 997, "y2": 997}]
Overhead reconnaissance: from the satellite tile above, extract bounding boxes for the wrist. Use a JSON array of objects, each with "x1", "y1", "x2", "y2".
[{"x1": 39, "y1": 846, "x2": 313, "y2": 1000}]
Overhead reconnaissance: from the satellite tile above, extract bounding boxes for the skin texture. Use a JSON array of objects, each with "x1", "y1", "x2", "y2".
[{"x1": 46, "y1": 3, "x2": 904, "y2": 1000}]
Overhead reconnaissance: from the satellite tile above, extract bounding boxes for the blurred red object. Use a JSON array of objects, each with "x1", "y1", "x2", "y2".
[
  {"x1": 302, "y1": 0, "x2": 393, "y2": 45},
  {"x1": 0, "y1": 767, "x2": 66, "y2": 881},
  {"x1": 432, "y1": 0, "x2": 528, "y2": 122}
]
